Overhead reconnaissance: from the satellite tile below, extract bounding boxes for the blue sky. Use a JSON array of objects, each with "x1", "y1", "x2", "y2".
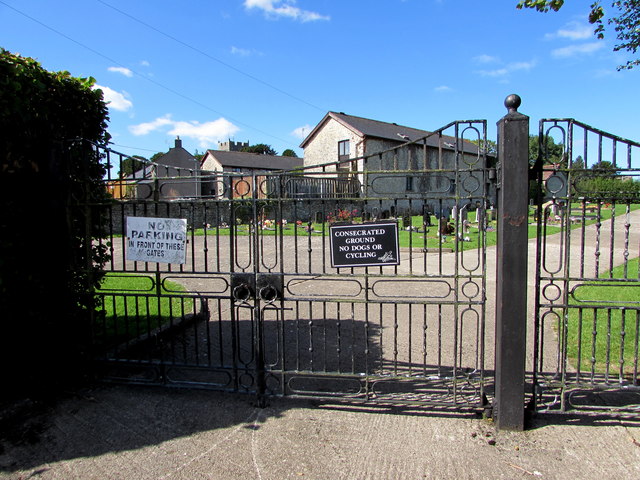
[{"x1": 2, "y1": 0, "x2": 639, "y2": 160}]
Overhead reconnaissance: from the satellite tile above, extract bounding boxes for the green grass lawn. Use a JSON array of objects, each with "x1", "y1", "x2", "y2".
[
  {"x1": 117, "y1": 202, "x2": 636, "y2": 253},
  {"x1": 193, "y1": 219, "x2": 493, "y2": 251},
  {"x1": 94, "y1": 273, "x2": 194, "y2": 346},
  {"x1": 566, "y1": 257, "x2": 639, "y2": 376}
]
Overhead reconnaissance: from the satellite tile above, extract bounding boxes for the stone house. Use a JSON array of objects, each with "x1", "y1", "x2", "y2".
[
  {"x1": 299, "y1": 111, "x2": 495, "y2": 217},
  {"x1": 200, "y1": 146, "x2": 303, "y2": 198}
]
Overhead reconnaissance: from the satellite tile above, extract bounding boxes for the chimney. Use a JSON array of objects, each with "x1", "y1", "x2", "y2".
[{"x1": 175, "y1": 136, "x2": 182, "y2": 149}]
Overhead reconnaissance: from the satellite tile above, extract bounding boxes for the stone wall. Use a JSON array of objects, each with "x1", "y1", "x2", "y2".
[{"x1": 303, "y1": 119, "x2": 363, "y2": 171}]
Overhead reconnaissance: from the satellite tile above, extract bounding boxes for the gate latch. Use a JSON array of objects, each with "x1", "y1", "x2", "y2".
[
  {"x1": 231, "y1": 273, "x2": 255, "y2": 302},
  {"x1": 231, "y1": 273, "x2": 283, "y2": 302}
]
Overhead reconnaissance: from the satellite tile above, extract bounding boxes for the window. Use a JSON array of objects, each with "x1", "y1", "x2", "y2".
[
  {"x1": 338, "y1": 140, "x2": 350, "y2": 160},
  {"x1": 406, "y1": 176, "x2": 414, "y2": 191},
  {"x1": 337, "y1": 140, "x2": 351, "y2": 180}
]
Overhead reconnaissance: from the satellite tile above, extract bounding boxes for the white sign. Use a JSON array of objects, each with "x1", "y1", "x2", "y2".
[
  {"x1": 330, "y1": 222, "x2": 400, "y2": 268},
  {"x1": 126, "y1": 217, "x2": 187, "y2": 264}
]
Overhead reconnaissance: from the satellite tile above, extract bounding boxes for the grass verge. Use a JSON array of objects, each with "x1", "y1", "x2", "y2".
[
  {"x1": 566, "y1": 257, "x2": 639, "y2": 376},
  {"x1": 94, "y1": 273, "x2": 194, "y2": 346}
]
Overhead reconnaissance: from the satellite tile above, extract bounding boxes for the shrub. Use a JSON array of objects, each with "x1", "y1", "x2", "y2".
[
  {"x1": 327, "y1": 208, "x2": 359, "y2": 224},
  {"x1": 0, "y1": 49, "x2": 110, "y2": 398}
]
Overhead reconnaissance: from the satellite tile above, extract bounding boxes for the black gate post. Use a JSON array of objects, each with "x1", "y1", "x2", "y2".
[{"x1": 495, "y1": 94, "x2": 529, "y2": 430}]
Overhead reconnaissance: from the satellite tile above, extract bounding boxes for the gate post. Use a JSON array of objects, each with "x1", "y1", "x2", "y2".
[{"x1": 494, "y1": 94, "x2": 529, "y2": 430}]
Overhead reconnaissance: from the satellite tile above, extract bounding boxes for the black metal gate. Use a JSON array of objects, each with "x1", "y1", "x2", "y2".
[
  {"x1": 532, "y1": 118, "x2": 640, "y2": 412},
  {"x1": 86, "y1": 120, "x2": 493, "y2": 411}
]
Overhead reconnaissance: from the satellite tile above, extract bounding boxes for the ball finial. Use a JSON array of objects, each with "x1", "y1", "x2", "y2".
[{"x1": 504, "y1": 94, "x2": 521, "y2": 113}]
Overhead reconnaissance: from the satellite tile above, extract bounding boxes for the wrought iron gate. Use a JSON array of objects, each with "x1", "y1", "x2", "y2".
[
  {"x1": 532, "y1": 119, "x2": 640, "y2": 412},
  {"x1": 86, "y1": 120, "x2": 493, "y2": 411}
]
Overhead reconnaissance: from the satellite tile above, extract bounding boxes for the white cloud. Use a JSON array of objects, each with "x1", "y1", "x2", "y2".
[
  {"x1": 594, "y1": 68, "x2": 617, "y2": 78},
  {"x1": 140, "y1": 60, "x2": 150, "y2": 67},
  {"x1": 545, "y1": 21, "x2": 592, "y2": 41},
  {"x1": 129, "y1": 115, "x2": 173, "y2": 136},
  {"x1": 292, "y1": 124, "x2": 312, "y2": 139},
  {"x1": 93, "y1": 84, "x2": 133, "y2": 111},
  {"x1": 477, "y1": 68, "x2": 508, "y2": 78},
  {"x1": 510, "y1": 61, "x2": 536, "y2": 72},
  {"x1": 169, "y1": 119, "x2": 240, "y2": 147},
  {"x1": 473, "y1": 54, "x2": 500, "y2": 64},
  {"x1": 545, "y1": 21, "x2": 604, "y2": 61},
  {"x1": 129, "y1": 115, "x2": 240, "y2": 148},
  {"x1": 551, "y1": 41, "x2": 604, "y2": 58},
  {"x1": 231, "y1": 46, "x2": 263, "y2": 56},
  {"x1": 475, "y1": 59, "x2": 536, "y2": 78},
  {"x1": 231, "y1": 46, "x2": 251, "y2": 56},
  {"x1": 434, "y1": 85, "x2": 452, "y2": 92},
  {"x1": 244, "y1": 0, "x2": 330, "y2": 22},
  {"x1": 108, "y1": 66, "x2": 133, "y2": 77}
]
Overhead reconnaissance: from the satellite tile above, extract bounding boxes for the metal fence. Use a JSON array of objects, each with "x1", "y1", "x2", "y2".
[
  {"x1": 532, "y1": 118, "x2": 640, "y2": 413},
  {"x1": 72, "y1": 98, "x2": 640, "y2": 427},
  {"x1": 83, "y1": 119, "x2": 493, "y2": 412}
]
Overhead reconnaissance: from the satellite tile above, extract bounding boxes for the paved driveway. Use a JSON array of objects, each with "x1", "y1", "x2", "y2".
[{"x1": 2, "y1": 210, "x2": 639, "y2": 479}]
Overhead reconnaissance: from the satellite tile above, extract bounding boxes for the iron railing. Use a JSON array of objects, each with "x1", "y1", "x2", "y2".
[
  {"x1": 82, "y1": 120, "x2": 493, "y2": 411},
  {"x1": 532, "y1": 118, "x2": 640, "y2": 412}
]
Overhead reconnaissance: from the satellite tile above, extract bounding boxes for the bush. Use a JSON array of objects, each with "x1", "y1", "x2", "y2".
[
  {"x1": 0, "y1": 49, "x2": 110, "y2": 399},
  {"x1": 573, "y1": 174, "x2": 640, "y2": 200}
]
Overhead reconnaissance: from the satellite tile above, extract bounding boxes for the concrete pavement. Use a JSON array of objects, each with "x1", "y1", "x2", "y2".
[{"x1": 1, "y1": 384, "x2": 640, "y2": 480}]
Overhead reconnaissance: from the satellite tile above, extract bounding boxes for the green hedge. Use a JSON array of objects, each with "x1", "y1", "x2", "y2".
[{"x1": 0, "y1": 49, "x2": 110, "y2": 398}]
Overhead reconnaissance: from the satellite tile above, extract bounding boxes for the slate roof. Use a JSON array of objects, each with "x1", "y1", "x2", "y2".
[
  {"x1": 154, "y1": 146, "x2": 199, "y2": 172},
  {"x1": 331, "y1": 112, "x2": 436, "y2": 144},
  {"x1": 127, "y1": 138, "x2": 199, "y2": 180},
  {"x1": 202, "y1": 150, "x2": 303, "y2": 171},
  {"x1": 300, "y1": 111, "x2": 481, "y2": 154}
]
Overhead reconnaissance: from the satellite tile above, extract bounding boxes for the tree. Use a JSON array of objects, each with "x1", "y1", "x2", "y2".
[
  {"x1": 470, "y1": 139, "x2": 497, "y2": 156},
  {"x1": 193, "y1": 149, "x2": 205, "y2": 163},
  {"x1": 517, "y1": 1, "x2": 640, "y2": 70},
  {"x1": 591, "y1": 160, "x2": 617, "y2": 176},
  {"x1": 528, "y1": 134, "x2": 565, "y2": 203},
  {"x1": 281, "y1": 149, "x2": 298, "y2": 157},
  {"x1": 118, "y1": 155, "x2": 147, "y2": 177},
  {"x1": 574, "y1": 165, "x2": 639, "y2": 197},
  {"x1": 571, "y1": 155, "x2": 585, "y2": 170},
  {"x1": 241, "y1": 143, "x2": 277, "y2": 155},
  {"x1": 150, "y1": 151, "x2": 164, "y2": 162},
  {"x1": 528, "y1": 134, "x2": 565, "y2": 166}
]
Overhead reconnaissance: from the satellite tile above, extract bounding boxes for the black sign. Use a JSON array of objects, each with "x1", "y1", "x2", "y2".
[{"x1": 330, "y1": 222, "x2": 400, "y2": 268}]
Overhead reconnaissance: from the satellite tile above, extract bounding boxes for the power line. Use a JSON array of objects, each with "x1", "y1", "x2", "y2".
[
  {"x1": 96, "y1": 0, "x2": 325, "y2": 113},
  {"x1": 108, "y1": 143, "x2": 162, "y2": 153},
  {"x1": 0, "y1": 0, "x2": 301, "y2": 149}
]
